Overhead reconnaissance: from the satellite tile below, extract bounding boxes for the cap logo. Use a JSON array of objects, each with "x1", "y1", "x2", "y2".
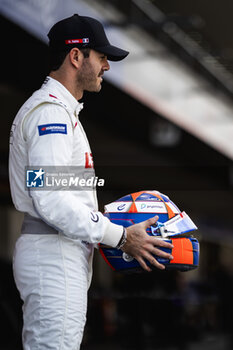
[{"x1": 65, "y1": 38, "x2": 89, "y2": 44}]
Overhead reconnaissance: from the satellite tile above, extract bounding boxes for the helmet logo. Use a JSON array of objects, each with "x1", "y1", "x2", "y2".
[
  {"x1": 122, "y1": 252, "x2": 134, "y2": 262},
  {"x1": 117, "y1": 203, "x2": 126, "y2": 211}
]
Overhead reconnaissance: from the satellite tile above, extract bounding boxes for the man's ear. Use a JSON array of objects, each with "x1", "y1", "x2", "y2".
[{"x1": 69, "y1": 48, "x2": 83, "y2": 68}]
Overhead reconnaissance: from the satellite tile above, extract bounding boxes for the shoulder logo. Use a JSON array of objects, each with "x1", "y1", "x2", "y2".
[{"x1": 38, "y1": 123, "x2": 67, "y2": 136}]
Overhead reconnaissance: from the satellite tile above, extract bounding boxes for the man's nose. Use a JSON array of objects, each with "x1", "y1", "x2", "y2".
[{"x1": 103, "y1": 58, "x2": 110, "y2": 71}]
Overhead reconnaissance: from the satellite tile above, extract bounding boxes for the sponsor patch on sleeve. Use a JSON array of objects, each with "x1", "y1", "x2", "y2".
[{"x1": 38, "y1": 123, "x2": 67, "y2": 136}]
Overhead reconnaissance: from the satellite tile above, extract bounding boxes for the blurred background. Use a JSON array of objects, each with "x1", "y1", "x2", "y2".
[{"x1": 0, "y1": 0, "x2": 233, "y2": 349}]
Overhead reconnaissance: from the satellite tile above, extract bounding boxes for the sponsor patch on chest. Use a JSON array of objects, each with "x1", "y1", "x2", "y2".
[{"x1": 38, "y1": 123, "x2": 67, "y2": 136}]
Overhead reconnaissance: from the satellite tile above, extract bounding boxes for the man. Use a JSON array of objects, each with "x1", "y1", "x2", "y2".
[{"x1": 9, "y1": 14, "x2": 174, "y2": 350}]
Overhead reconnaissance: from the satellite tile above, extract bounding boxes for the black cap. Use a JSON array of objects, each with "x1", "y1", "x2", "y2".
[{"x1": 48, "y1": 14, "x2": 129, "y2": 62}]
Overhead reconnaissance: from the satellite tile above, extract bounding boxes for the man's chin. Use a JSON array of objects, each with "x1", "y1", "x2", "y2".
[
  {"x1": 96, "y1": 84, "x2": 102, "y2": 92},
  {"x1": 87, "y1": 85, "x2": 102, "y2": 93}
]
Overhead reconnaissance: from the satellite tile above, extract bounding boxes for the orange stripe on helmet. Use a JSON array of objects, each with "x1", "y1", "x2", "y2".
[
  {"x1": 164, "y1": 203, "x2": 176, "y2": 219},
  {"x1": 170, "y1": 238, "x2": 194, "y2": 265},
  {"x1": 153, "y1": 192, "x2": 175, "y2": 219},
  {"x1": 129, "y1": 191, "x2": 176, "y2": 218},
  {"x1": 131, "y1": 191, "x2": 144, "y2": 202},
  {"x1": 128, "y1": 202, "x2": 138, "y2": 213},
  {"x1": 129, "y1": 191, "x2": 145, "y2": 213}
]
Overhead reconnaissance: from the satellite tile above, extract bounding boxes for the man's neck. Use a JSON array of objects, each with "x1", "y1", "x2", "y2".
[{"x1": 49, "y1": 71, "x2": 83, "y2": 101}]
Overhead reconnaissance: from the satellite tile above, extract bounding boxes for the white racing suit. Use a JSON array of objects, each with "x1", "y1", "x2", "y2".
[{"x1": 9, "y1": 77, "x2": 123, "y2": 349}]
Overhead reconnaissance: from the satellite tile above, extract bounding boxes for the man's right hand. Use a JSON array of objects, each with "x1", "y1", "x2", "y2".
[{"x1": 122, "y1": 216, "x2": 174, "y2": 272}]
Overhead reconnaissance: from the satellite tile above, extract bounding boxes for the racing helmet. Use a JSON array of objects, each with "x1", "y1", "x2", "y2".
[{"x1": 99, "y1": 190, "x2": 199, "y2": 273}]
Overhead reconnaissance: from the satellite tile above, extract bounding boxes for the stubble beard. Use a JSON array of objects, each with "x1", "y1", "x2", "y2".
[{"x1": 76, "y1": 59, "x2": 102, "y2": 93}]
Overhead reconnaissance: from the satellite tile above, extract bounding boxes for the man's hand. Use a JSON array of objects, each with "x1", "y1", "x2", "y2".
[{"x1": 122, "y1": 216, "x2": 174, "y2": 272}]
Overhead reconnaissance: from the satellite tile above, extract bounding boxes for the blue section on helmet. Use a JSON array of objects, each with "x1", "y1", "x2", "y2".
[
  {"x1": 159, "y1": 194, "x2": 169, "y2": 202},
  {"x1": 105, "y1": 212, "x2": 170, "y2": 225},
  {"x1": 115, "y1": 194, "x2": 132, "y2": 202},
  {"x1": 192, "y1": 238, "x2": 200, "y2": 266},
  {"x1": 101, "y1": 242, "x2": 173, "y2": 271},
  {"x1": 135, "y1": 193, "x2": 162, "y2": 201},
  {"x1": 106, "y1": 218, "x2": 135, "y2": 228}
]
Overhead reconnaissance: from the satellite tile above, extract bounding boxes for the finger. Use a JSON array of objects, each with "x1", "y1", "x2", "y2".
[
  {"x1": 142, "y1": 252, "x2": 166, "y2": 270},
  {"x1": 136, "y1": 256, "x2": 152, "y2": 272},
  {"x1": 149, "y1": 256, "x2": 166, "y2": 270},
  {"x1": 142, "y1": 215, "x2": 159, "y2": 229},
  {"x1": 152, "y1": 248, "x2": 173, "y2": 260},
  {"x1": 153, "y1": 261, "x2": 166, "y2": 270},
  {"x1": 149, "y1": 237, "x2": 174, "y2": 249}
]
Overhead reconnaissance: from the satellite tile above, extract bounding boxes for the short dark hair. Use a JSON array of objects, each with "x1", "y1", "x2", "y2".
[{"x1": 48, "y1": 47, "x2": 90, "y2": 72}]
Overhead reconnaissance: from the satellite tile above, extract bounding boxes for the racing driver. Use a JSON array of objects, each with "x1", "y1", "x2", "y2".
[{"x1": 9, "y1": 14, "x2": 174, "y2": 350}]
